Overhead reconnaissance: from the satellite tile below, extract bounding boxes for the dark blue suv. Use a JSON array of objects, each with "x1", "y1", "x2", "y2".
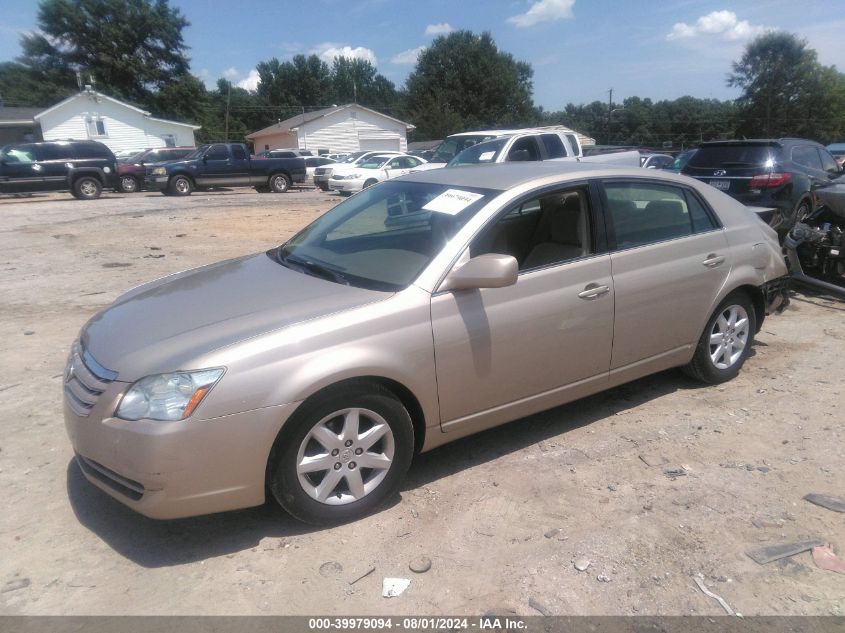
[{"x1": 682, "y1": 138, "x2": 843, "y2": 236}]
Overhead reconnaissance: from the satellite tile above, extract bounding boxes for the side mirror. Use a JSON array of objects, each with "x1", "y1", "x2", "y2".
[
  {"x1": 439, "y1": 253, "x2": 518, "y2": 292},
  {"x1": 202, "y1": 154, "x2": 209, "y2": 163}
]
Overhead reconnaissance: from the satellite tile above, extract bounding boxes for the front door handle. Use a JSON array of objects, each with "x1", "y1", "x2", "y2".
[
  {"x1": 702, "y1": 254, "x2": 725, "y2": 268},
  {"x1": 578, "y1": 283, "x2": 610, "y2": 300}
]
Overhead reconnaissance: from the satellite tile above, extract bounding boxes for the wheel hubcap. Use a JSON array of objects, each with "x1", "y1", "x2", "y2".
[
  {"x1": 176, "y1": 180, "x2": 188, "y2": 192},
  {"x1": 81, "y1": 181, "x2": 95, "y2": 195},
  {"x1": 296, "y1": 407, "x2": 395, "y2": 506},
  {"x1": 273, "y1": 177, "x2": 286, "y2": 190},
  {"x1": 709, "y1": 304, "x2": 749, "y2": 370},
  {"x1": 121, "y1": 177, "x2": 135, "y2": 191}
]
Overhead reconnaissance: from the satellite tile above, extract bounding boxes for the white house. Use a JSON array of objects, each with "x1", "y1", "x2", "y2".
[
  {"x1": 246, "y1": 104, "x2": 414, "y2": 154},
  {"x1": 34, "y1": 88, "x2": 200, "y2": 153}
]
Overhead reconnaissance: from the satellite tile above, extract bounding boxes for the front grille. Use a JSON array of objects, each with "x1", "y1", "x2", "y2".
[
  {"x1": 63, "y1": 342, "x2": 117, "y2": 417},
  {"x1": 76, "y1": 454, "x2": 144, "y2": 501},
  {"x1": 314, "y1": 167, "x2": 332, "y2": 176}
]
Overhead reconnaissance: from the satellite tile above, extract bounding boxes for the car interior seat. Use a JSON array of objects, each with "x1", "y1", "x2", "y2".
[{"x1": 522, "y1": 192, "x2": 587, "y2": 269}]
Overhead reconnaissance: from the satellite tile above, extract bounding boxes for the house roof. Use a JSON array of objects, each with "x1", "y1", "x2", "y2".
[
  {"x1": 0, "y1": 106, "x2": 43, "y2": 126},
  {"x1": 34, "y1": 90, "x2": 200, "y2": 129},
  {"x1": 247, "y1": 103, "x2": 414, "y2": 139}
]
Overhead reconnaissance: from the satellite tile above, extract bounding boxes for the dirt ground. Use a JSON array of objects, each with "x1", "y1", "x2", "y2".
[{"x1": 0, "y1": 188, "x2": 843, "y2": 617}]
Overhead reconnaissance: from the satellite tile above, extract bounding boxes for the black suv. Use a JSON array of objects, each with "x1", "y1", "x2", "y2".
[
  {"x1": 682, "y1": 138, "x2": 843, "y2": 235},
  {"x1": 0, "y1": 140, "x2": 118, "y2": 200}
]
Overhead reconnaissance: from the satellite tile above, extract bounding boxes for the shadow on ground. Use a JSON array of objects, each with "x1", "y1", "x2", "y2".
[{"x1": 67, "y1": 367, "x2": 706, "y2": 568}]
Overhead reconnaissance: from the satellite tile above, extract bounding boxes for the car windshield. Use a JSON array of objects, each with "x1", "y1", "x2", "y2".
[
  {"x1": 275, "y1": 180, "x2": 497, "y2": 291},
  {"x1": 432, "y1": 135, "x2": 502, "y2": 163},
  {"x1": 342, "y1": 152, "x2": 368, "y2": 164},
  {"x1": 448, "y1": 138, "x2": 509, "y2": 166},
  {"x1": 119, "y1": 151, "x2": 147, "y2": 164},
  {"x1": 359, "y1": 157, "x2": 391, "y2": 169},
  {"x1": 182, "y1": 146, "x2": 209, "y2": 160}
]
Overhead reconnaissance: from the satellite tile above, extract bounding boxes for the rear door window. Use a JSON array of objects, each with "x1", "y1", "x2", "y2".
[
  {"x1": 819, "y1": 149, "x2": 840, "y2": 173},
  {"x1": 540, "y1": 134, "x2": 567, "y2": 158},
  {"x1": 232, "y1": 145, "x2": 248, "y2": 160},
  {"x1": 507, "y1": 137, "x2": 541, "y2": 162},
  {"x1": 603, "y1": 181, "x2": 715, "y2": 249}
]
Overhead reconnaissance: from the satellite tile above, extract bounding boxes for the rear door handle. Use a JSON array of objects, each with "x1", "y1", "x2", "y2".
[
  {"x1": 702, "y1": 254, "x2": 725, "y2": 268},
  {"x1": 578, "y1": 283, "x2": 610, "y2": 300}
]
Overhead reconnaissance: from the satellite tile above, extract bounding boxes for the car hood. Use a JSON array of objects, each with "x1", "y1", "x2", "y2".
[{"x1": 81, "y1": 253, "x2": 389, "y2": 380}]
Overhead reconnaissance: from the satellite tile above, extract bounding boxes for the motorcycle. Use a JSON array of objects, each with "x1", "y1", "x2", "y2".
[{"x1": 783, "y1": 179, "x2": 845, "y2": 298}]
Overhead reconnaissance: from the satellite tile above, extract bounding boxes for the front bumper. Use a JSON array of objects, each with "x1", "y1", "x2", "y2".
[
  {"x1": 145, "y1": 175, "x2": 169, "y2": 191},
  {"x1": 328, "y1": 178, "x2": 364, "y2": 193},
  {"x1": 64, "y1": 378, "x2": 300, "y2": 519}
]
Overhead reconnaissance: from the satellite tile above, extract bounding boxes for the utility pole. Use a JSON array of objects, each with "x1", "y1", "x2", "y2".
[
  {"x1": 224, "y1": 81, "x2": 231, "y2": 142},
  {"x1": 607, "y1": 88, "x2": 613, "y2": 145}
]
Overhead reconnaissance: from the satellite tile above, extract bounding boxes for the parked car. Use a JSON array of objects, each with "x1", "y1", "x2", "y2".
[
  {"x1": 443, "y1": 133, "x2": 639, "y2": 169},
  {"x1": 640, "y1": 153, "x2": 675, "y2": 169},
  {"x1": 0, "y1": 140, "x2": 117, "y2": 199},
  {"x1": 328, "y1": 153, "x2": 426, "y2": 194},
  {"x1": 145, "y1": 143, "x2": 306, "y2": 195},
  {"x1": 682, "y1": 138, "x2": 843, "y2": 235},
  {"x1": 304, "y1": 156, "x2": 336, "y2": 186},
  {"x1": 117, "y1": 147, "x2": 195, "y2": 193},
  {"x1": 313, "y1": 150, "x2": 403, "y2": 191},
  {"x1": 64, "y1": 162, "x2": 789, "y2": 524},
  {"x1": 827, "y1": 142, "x2": 845, "y2": 168},
  {"x1": 663, "y1": 149, "x2": 697, "y2": 173}
]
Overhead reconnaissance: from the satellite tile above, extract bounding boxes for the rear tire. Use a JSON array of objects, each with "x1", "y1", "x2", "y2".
[
  {"x1": 168, "y1": 175, "x2": 193, "y2": 196},
  {"x1": 268, "y1": 381, "x2": 414, "y2": 525},
  {"x1": 683, "y1": 292, "x2": 756, "y2": 384},
  {"x1": 71, "y1": 176, "x2": 102, "y2": 200},
  {"x1": 269, "y1": 173, "x2": 291, "y2": 193}
]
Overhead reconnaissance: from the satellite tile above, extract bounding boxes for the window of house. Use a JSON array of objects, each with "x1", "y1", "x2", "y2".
[
  {"x1": 86, "y1": 117, "x2": 107, "y2": 137},
  {"x1": 160, "y1": 134, "x2": 176, "y2": 147}
]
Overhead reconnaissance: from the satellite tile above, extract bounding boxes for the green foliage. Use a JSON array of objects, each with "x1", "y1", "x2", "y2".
[
  {"x1": 0, "y1": 61, "x2": 74, "y2": 107},
  {"x1": 729, "y1": 31, "x2": 845, "y2": 142},
  {"x1": 543, "y1": 96, "x2": 738, "y2": 148},
  {"x1": 18, "y1": 0, "x2": 191, "y2": 106},
  {"x1": 405, "y1": 31, "x2": 535, "y2": 139}
]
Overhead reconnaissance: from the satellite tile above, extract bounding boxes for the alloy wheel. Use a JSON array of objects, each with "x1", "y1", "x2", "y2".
[
  {"x1": 296, "y1": 407, "x2": 395, "y2": 506},
  {"x1": 709, "y1": 304, "x2": 749, "y2": 370}
]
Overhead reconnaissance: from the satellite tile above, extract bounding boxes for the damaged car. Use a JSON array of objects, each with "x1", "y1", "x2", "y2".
[{"x1": 64, "y1": 163, "x2": 790, "y2": 525}]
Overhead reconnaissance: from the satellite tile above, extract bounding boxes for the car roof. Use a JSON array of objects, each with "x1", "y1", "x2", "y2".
[
  {"x1": 700, "y1": 138, "x2": 823, "y2": 148},
  {"x1": 399, "y1": 161, "x2": 691, "y2": 191}
]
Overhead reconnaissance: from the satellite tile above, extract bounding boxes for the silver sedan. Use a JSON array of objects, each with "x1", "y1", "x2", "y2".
[{"x1": 64, "y1": 162, "x2": 789, "y2": 524}]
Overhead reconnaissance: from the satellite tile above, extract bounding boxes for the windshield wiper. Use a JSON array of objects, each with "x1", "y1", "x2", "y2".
[{"x1": 281, "y1": 254, "x2": 350, "y2": 285}]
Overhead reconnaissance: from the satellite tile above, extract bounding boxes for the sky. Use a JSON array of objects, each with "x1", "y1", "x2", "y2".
[{"x1": 1, "y1": 0, "x2": 843, "y2": 110}]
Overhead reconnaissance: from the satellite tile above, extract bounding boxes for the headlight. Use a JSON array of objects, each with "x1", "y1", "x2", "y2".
[
  {"x1": 151, "y1": 166, "x2": 166, "y2": 176},
  {"x1": 345, "y1": 173, "x2": 362, "y2": 180},
  {"x1": 116, "y1": 368, "x2": 224, "y2": 421}
]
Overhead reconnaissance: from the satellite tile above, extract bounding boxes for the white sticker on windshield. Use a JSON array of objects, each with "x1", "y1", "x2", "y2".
[
  {"x1": 478, "y1": 151, "x2": 495, "y2": 162},
  {"x1": 422, "y1": 189, "x2": 484, "y2": 215}
]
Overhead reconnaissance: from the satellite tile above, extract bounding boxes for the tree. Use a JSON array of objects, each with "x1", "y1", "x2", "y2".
[
  {"x1": 728, "y1": 31, "x2": 845, "y2": 141},
  {"x1": 405, "y1": 31, "x2": 535, "y2": 139},
  {"x1": 256, "y1": 54, "x2": 333, "y2": 107},
  {"x1": 0, "y1": 61, "x2": 73, "y2": 106},
  {"x1": 18, "y1": 0, "x2": 191, "y2": 106}
]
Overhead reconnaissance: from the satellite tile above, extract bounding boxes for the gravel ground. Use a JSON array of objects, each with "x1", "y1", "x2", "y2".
[{"x1": 0, "y1": 189, "x2": 843, "y2": 616}]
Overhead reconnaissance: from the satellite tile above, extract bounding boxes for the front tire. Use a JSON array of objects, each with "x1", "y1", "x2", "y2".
[
  {"x1": 683, "y1": 292, "x2": 756, "y2": 384},
  {"x1": 168, "y1": 175, "x2": 193, "y2": 196},
  {"x1": 268, "y1": 382, "x2": 414, "y2": 525},
  {"x1": 119, "y1": 175, "x2": 138, "y2": 193},
  {"x1": 363, "y1": 179, "x2": 378, "y2": 189},
  {"x1": 71, "y1": 176, "x2": 102, "y2": 200},
  {"x1": 269, "y1": 173, "x2": 291, "y2": 193}
]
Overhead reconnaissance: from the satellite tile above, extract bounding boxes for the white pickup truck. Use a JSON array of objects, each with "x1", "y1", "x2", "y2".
[{"x1": 413, "y1": 127, "x2": 640, "y2": 172}]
